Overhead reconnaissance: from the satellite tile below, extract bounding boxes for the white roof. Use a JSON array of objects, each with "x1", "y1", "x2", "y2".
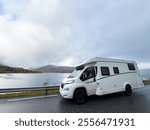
[{"x1": 76, "y1": 57, "x2": 136, "y2": 67}]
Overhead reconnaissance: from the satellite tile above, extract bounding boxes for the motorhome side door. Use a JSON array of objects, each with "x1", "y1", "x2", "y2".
[{"x1": 96, "y1": 66, "x2": 115, "y2": 95}]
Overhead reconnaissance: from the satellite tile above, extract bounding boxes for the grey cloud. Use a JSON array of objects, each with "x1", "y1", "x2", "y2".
[{"x1": 0, "y1": 0, "x2": 150, "y2": 68}]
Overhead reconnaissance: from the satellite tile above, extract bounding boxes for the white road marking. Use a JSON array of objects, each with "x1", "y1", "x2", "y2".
[{"x1": 8, "y1": 94, "x2": 58, "y2": 102}]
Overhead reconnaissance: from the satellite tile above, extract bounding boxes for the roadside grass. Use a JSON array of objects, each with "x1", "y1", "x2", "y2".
[
  {"x1": 0, "y1": 80, "x2": 150, "y2": 99},
  {"x1": 143, "y1": 80, "x2": 150, "y2": 85},
  {"x1": 0, "y1": 89, "x2": 59, "y2": 99}
]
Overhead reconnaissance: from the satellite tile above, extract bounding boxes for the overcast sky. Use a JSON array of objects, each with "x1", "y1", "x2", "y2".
[{"x1": 0, "y1": 0, "x2": 150, "y2": 69}]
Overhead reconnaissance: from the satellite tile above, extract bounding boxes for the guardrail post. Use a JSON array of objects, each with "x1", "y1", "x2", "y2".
[{"x1": 46, "y1": 89, "x2": 48, "y2": 95}]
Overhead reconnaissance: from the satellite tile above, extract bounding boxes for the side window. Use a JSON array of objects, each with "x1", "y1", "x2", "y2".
[
  {"x1": 128, "y1": 63, "x2": 135, "y2": 70},
  {"x1": 101, "y1": 67, "x2": 110, "y2": 76},
  {"x1": 113, "y1": 67, "x2": 119, "y2": 74},
  {"x1": 80, "y1": 66, "x2": 96, "y2": 81}
]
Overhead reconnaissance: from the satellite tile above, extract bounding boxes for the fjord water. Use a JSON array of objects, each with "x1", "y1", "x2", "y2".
[
  {"x1": 0, "y1": 73, "x2": 69, "y2": 89},
  {"x1": 0, "y1": 72, "x2": 148, "y2": 89}
]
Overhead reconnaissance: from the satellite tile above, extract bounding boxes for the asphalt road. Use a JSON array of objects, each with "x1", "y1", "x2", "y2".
[{"x1": 0, "y1": 85, "x2": 150, "y2": 113}]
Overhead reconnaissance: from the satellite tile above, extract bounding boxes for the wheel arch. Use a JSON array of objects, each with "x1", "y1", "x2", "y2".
[
  {"x1": 124, "y1": 82, "x2": 132, "y2": 90},
  {"x1": 73, "y1": 87, "x2": 87, "y2": 97}
]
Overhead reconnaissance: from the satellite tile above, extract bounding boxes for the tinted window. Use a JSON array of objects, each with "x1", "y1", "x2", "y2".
[
  {"x1": 128, "y1": 63, "x2": 135, "y2": 70},
  {"x1": 101, "y1": 67, "x2": 110, "y2": 76},
  {"x1": 80, "y1": 66, "x2": 97, "y2": 81},
  {"x1": 76, "y1": 65, "x2": 85, "y2": 70},
  {"x1": 113, "y1": 67, "x2": 119, "y2": 74}
]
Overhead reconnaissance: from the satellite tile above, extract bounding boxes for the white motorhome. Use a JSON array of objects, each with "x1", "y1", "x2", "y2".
[{"x1": 59, "y1": 57, "x2": 144, "y2": 104}]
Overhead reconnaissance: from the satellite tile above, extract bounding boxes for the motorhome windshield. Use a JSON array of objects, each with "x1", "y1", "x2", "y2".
[{"x1": 68, "y1": 65, "x2": 85, "y2": 78}]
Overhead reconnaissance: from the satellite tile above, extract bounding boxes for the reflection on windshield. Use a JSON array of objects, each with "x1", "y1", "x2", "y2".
[
  {"x1": 68, "y1": 65, "x2": 85, "y2": 78},
  {"x1": 68, "y1": 70, "x2": 82, "y2": 78}
]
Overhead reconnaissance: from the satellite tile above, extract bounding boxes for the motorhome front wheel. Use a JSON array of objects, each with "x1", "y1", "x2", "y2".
[{"x1": 73, "y1": 88, "x2": 87, "y2": 104}]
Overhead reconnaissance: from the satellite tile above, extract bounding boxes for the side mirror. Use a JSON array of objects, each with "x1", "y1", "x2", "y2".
[{"x1": 80, "y1": 73, "x2": 88, "y2": 81}]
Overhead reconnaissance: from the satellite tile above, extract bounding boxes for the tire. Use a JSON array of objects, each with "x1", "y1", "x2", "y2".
[
  {"x1": 73, "y1": 88, "x2": 87, "y2": 104},
  {"x1": 124, "y1": 85, "x2": 132, "y2": 96}
]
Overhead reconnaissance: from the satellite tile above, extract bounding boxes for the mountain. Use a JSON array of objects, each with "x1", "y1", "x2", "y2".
[
  {"x1": 32, "y1": 65, "x2": 74, "y2": 73},
  {"x1": 0, "y1": 64, "x2": 37, "y2": 73},
  {"x1": 0, "y1": 63, "x2": 74, "y2": 73}
]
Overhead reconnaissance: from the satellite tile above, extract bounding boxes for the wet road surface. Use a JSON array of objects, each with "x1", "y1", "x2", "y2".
[{"x1": 0, "y1": 85, "x2": 150, "y2": 113}]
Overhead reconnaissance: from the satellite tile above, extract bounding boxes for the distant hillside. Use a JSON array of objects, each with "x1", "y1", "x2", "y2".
[
  {"x1": 0, "y1": 64, "x2": 37, "y2": 73},
  {"x1": 33, "y1": 65, "x2": 74, "y2": 73}
]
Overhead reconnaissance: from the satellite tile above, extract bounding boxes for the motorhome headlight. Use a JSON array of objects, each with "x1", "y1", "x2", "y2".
[
  {"x1": 63, "y1": 88, "x2": 70, "y2": 91},
  {"x1": 66, "y1": 79, "x2": 75, "y2": 84}
]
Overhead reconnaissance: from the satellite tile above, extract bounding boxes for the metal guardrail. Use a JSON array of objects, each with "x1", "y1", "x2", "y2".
[
  {"x1": 0, "y1": 79, "x2": 149, "y2": 94},
  {"x1": 0, "y1": 85, "x2": 59, "y2": 94}
]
